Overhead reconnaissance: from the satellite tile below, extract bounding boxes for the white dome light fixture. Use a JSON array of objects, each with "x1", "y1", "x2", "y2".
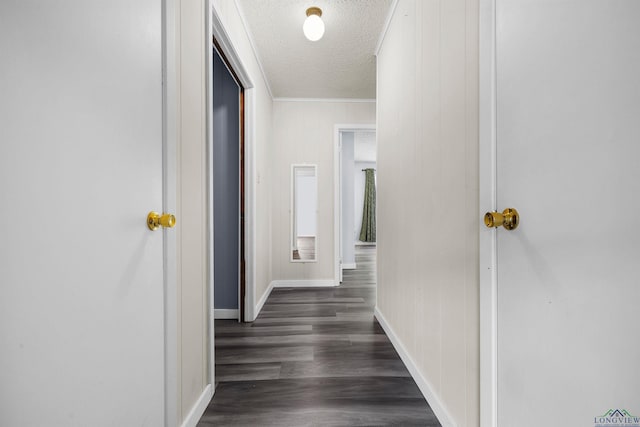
[{"x1": 303, "y1": 7, "x2": 325, "y2": 41}]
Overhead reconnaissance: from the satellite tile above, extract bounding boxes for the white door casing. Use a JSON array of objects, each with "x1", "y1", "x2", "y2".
[
  {"x1": 0, "y1": 1, "x2": 165, "y2": 425},
  {"x1": 209, "y1": 3, "x2": 258, "y2": 326},
  {"x1": 481, "y1": 1, "x2": 640, "y2": 425}
]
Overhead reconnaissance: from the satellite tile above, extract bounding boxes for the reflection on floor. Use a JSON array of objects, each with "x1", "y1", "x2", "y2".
[
  {"x1": 292, "y1": 236, "x2": 316, "y2": 261},
  {"x1": 198, "y1": 246, "x2": 440, "y2": 426}
]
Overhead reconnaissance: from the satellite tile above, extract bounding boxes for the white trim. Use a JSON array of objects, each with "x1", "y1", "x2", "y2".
[
  {"x1": 479, "y1": 0, "x2": 498, "y2": 426},
  {"x1": 374, "y1": 308, "x2": 456, "y2": 427},
  {"x1": 210, "y1": 5, "x2": 254, "y2": 89},
  {"x1": 271, "y1": 280, "x2": 337, "y2": 288},
  {"x1": 374, "y1": 0, "x2": 399, "y2": 56},
  {"x1": 342, "y1": 263, "x2": 357, "y2": 270},
  {"x1": 255, "y1": 281, "x2": 275, "y2": 317},
  {"x1": 214, "y1": 309, "x2": 239, "y2": 319},
  {"x1": 179, "y1": 384, "x2": 214, "y2": 427},
  {"x1": 244, "y1": 89, "x2": 258, "y2": 322},
  {"x1": 274, "y1": 97, "x2": 376, "y2": 103},
  {"x1": 333, "y1": 124, "x2": 376, "y2": 288},
  {"x1": 206, "y1": 0, "x2": 216, "y2": 390},
  {"x1": 231, "y1": 0, "x2": 274, "y2": 98}
]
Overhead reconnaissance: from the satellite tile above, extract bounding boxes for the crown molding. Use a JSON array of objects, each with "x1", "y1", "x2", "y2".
[
  {"x1": 375, "y1": 0, "x2": 399, "y2": 56},
  {"x1": 232, "y1": 0, "x2": 274, "y2": 99}
]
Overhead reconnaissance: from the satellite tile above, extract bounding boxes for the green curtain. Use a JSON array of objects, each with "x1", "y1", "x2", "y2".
[{"x1": 359, "y1": 168, "x2": 376, "y2": 242}]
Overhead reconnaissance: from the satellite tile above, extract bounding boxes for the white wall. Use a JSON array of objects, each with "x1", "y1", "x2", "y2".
[
  {"x1": 172, "y1": 0, "x2": 275, "y2": 423},
  {"x1": 341, "y1": 132, "x2": 356, "y2": 266},
  {"x1": 376, "y1": 0, "x2": 479, "y2": 426},
  {"x1": 354, "y1": 130, "x2": 377, "y2": 162},
  {"x1": 272, "y1": 100, "x2": 375, "y2": 282},
  {"x1": 175, "y1": 0, "x2": 208, "y2": 422}
]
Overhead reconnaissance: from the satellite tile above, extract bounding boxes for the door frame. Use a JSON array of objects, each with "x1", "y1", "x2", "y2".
[
  {"x1": 209, "y1": 3, "x2": 256, "y2": 323},
  {"x1": 479, "y1": 0, "x2": 498, "y2": 425},
  {"x1": 212, "y1": 39, "x2": 246, "y2": 323},
  {"x1": 207, "y1": 0, "x2": 258, "y2": 380},
  {"x1": 333, "y1": 124, "x2": 376, "y2": 285},
  {"x1": 163, "y1": 0, "x2": 178, "y2": 424}
]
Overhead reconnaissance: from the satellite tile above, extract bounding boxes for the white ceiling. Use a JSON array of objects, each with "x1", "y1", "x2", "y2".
[{"x1": 236, "y1": 0, "x2": 394, "y2": 99}]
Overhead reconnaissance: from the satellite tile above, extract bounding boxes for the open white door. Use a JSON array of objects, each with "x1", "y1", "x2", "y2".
[
  {"x1": 339, "y1": 132, "x2": 344, "y2": 283},
  {"x1": 483, "y1": 1, "x2": 640, "y2": 425},
  {"x1": 0, "y1": 1, "x2": 166, "y2": 425}
]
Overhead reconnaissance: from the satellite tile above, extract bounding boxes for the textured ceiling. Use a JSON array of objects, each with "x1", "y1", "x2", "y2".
[{"x1": 236, "y1": 0, "x2": 394, "y2": 99}]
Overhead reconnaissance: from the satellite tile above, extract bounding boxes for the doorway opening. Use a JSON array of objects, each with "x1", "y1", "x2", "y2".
[
  {"x1": 212, "y1": 40, "x2": 246, "y2": 322},
  {"x1": 334, "y1": 125, "x2": 376, "y2": 284}
]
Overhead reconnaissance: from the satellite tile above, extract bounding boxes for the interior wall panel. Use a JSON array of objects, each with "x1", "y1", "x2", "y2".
[
  {"x1": 271, "y1": 101, "x2": 375, "y2": 282},
  {"x1": 376, "y1": 0, "x2": 479, "y2": 425},
  {"x1": 177, "y1": 0, "x2": 207, "y2": 420}
]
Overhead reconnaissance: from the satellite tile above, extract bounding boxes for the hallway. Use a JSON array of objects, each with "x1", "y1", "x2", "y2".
[{"x1": 198, "y1": 246, "x2": 440, "y2": 426}]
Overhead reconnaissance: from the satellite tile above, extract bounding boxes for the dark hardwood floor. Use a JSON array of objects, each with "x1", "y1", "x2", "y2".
[{"x1": 198, "y1": 246, "x2": 440, "y2": 426}]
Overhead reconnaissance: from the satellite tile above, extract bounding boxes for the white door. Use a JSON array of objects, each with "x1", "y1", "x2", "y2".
[
  {"x1": 494, "y1": 1, "x2": 640, "y2": 425},
  {"x1": 339, "y1": 132, "x2": 344, "y2": 283},
  {"x1": 0, "y1": 1, "x2": 165, "y2": 425}
]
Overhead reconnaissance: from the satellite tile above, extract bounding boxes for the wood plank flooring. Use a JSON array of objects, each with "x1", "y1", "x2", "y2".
[{"x1": 198, "y1": 246, "x2": 440, "y2": 426}]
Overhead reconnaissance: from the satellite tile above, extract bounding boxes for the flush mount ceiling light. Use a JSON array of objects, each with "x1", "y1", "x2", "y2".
[{"x1": 303, "y1": 7, "x2": 325, "y2": 41}]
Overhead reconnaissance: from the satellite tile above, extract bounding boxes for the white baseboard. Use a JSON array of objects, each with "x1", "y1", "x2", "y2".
[
  {"x1": 214, "y1": 309, "x2": 238, "y2": 319},
  {"x1": 254, "y1": 281, "x2": 275, "y2": 320},
  {"x1": 374, "y1": 307, "x2": 456, "y2": 427},
  {"x1": 342, "y1": 263, "x2": 357, "y2": 270},
  {"x1": 271, "y1": 279, "x2": 337, "y2": 288},
  {"x1": 180, "y1": 383, "x2": 213, "y2": 427}
]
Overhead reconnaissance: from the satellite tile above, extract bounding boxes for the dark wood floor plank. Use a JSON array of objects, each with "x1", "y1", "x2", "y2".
[
  {"x1": 311, "y1": 320, "x2": 384, "y2": 335},
  {"x1": 279, "y1": 358, "x2": 411, "y2": 379},
  {"x1": 202, "y1": 378, "x2": 438, "y2": 426},
  {"x1": 216, "y1": 323, "x2": 312, "y2": 333},
  {"x1": 215, "y1": 334, "x2": 353, "y2": 348},
  {"x1": 312, "y1": 341, "x2": 401, "y2": 361},
  {"x1": 215, "y1": 346, "x2": 313, "y2": 365},
  {"x1": 252, "y1": 315, "x2": 373, "y2": 325},
  {"x1": 198, "y1": 246, "x2": 441, "y2": 426},
  {"x1": 215, "y1": 362, "x2": 282, "y2": 382}
]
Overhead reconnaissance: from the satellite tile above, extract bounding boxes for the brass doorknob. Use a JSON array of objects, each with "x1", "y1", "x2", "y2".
[
  {"x1": 484, "y1": 208, "x2": 519, "y2": 230},
  {"x1": 147, "y1": 211, "x2": 176, "y2": 231}
]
